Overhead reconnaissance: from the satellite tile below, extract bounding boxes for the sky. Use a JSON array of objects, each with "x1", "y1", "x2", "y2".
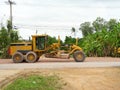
[{"x1": 0, "y1": 0, "x2": 120, "y2": 41}]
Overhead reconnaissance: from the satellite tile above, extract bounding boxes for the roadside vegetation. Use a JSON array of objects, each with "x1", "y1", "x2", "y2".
[
  {"x1": 0, "y1": 20, "x2": 20, "y2": 58},
  {"x1": 0, "y1": 17, "x2": 120, "y2": 58},
  {"x1": 67, "y1": 17, "x2": 120, "y2": 57},
  {"x1": 3, "y1": 75, "x2": 63, "y2": 90}
]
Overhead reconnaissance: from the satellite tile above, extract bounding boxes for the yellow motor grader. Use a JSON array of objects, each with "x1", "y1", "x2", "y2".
[{"x1": 8, "y1": 35, "x2": 85, "y2": 63}]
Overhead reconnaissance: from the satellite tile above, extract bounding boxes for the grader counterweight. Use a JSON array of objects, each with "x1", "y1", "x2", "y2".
[{"x1": 9, "y1": 35, "x2": 85, "y2": 63}]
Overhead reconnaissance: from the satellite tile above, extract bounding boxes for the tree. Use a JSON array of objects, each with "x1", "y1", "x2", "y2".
[
  {"x1": 80, "y1": 18, "x2": 120, "y2": 57},
  {"x1": 92, "y1": 17, "x2": 107, "y2": 32},
  {"x1": 0, "y1": 27, "x2": 10, "y2": 49},
  {"x1": 47, "y1": 36, "x2": 58, "y2": 45},
  {"x1": 64, "y1": 36, "x2": 76, "y2": 44},
  {"x1": 79, "y1": 22, "x2": 93, "y2": 37},
  {"x1": 107, "y1": 19, "x2": 117, "y2": 31},
  {"x1": 0, "y1": 20, "x2": 20, "y2": 58},
  {"x1": 10, "y1": 30, "x2": 19, "y2": 42},
  {"x1": 7, "y1": 20, "x2": 12, "y2": 34},
  {"x1": 71, "y1": 27, "x2": 76, "y2": 37}
]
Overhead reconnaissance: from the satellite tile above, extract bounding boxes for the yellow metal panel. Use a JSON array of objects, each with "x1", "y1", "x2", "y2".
[
  {"x1": 10, "y1": 44, "x2": 32, "y2": 55},
  {"x1": 32, "y1": 36, "x2": 36, "y2": 51}
]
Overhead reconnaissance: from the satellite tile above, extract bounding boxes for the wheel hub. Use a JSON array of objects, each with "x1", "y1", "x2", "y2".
[{"x1": 27, "y1": 54, "x2": 35, "y2": 61}]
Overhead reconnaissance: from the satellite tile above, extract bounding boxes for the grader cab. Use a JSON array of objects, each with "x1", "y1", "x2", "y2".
[{"x1": 9, "y1": 35, "x2": 85, "y2": 63}]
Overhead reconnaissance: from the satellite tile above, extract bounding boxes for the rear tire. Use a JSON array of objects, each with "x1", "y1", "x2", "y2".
[
  {"x1": 25, "y1": 51, "x2": 37, "y2": 63},
  {"x1": 73, "y1": 51, "x2": 85, "y2": 62},
  {"x1": 12, "y1": 52, "x2": 24, "y2": 63}
]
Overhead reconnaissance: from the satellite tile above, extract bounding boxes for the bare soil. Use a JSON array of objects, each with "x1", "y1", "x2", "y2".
[
  {"x1": 19, "y1": 68, "x2": 120, "y2": 90},
  {"x1": 0, "y1": 57, "x2": 120, "y2": 90},
  {"x1": 58, "y1": 68, "x2": 120, "y2": 90},
  {"x1": 0, "y1": 68, "x2": 120, "y2": 90}
]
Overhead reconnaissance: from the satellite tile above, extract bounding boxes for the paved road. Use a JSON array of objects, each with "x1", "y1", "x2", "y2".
[{"x1": 0, "y1": 62, "x2": 120, "y2": 69}]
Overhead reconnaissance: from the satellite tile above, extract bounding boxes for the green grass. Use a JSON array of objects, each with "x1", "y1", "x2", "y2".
[{"x1": 4, "y1": 75, "x2": 63, "y2": 90}]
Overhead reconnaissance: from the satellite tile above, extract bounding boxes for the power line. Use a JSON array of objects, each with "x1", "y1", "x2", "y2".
[
  {"x1": 16, "y1": 26, "x2": 71, "y2": 31},
  {"x1": 15, "y1": 24, "x2": 72, "y2": 29}
]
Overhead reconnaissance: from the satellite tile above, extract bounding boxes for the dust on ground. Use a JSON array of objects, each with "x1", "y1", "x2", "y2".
[{"x1": 0, "y1": 68, "x2": 120, "y2": 90}]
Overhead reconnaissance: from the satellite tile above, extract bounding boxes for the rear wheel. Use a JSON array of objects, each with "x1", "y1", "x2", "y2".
[
  {"x1": 12, "y1": 52, "x2": 24, "y2": 63},
  {"x1": 73, "y1": 51, "x2": 85, "y2": 62},
  {"x1": 25, "y1": 51, "x2": 37, "y2": 63}
]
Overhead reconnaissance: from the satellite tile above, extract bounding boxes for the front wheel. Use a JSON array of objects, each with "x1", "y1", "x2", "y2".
[{"x1": 73, "y1": 51, "x2": 85, "y2": 62}]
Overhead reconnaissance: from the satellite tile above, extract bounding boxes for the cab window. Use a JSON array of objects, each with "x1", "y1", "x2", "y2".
[{"x1": 36, "y1": 36, "x2": 45, "y2": 50}]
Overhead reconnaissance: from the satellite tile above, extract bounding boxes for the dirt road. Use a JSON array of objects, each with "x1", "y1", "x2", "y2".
[
  {"x1": 0, "y1": 62, "x2": 120, "y2": 69},
  {"x1": 0, "y1": 57, "x2": 120, "y2": 64},
  {"x1": 0, "y1": 57, "x2": 120, "y2": 90},
  {"x1": 0, "y1": 57, "x2": 120, "y2": 69}
]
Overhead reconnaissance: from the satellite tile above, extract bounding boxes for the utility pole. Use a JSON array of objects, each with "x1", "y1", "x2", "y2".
[{"x1": 5, "y1": 0, "x2": 16, "y2": 29}]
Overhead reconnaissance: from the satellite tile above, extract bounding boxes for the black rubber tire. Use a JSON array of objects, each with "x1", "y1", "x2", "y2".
[
  {"x1": 25, "y1": 51, "x2": 37, "y2": 63},
  {"x1": 73, "y1": 51, "x2": 85, "y2": 62},
  {"x1": 12, "y1": 52, "x2": 24, "y2": 63}
]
